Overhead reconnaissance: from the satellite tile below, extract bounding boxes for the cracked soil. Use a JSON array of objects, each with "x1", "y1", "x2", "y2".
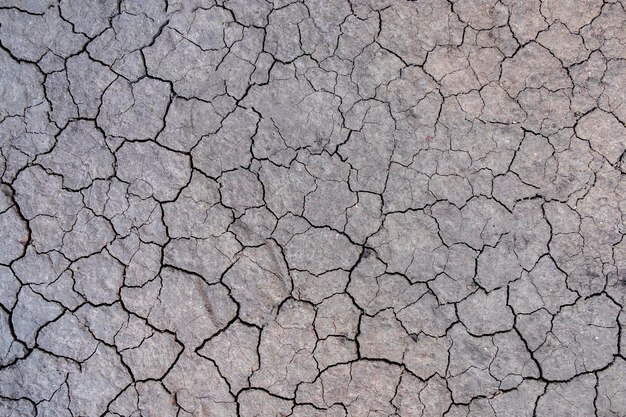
[{"x1": 1, "y1": 0, "x2": 626, "y2": 416}]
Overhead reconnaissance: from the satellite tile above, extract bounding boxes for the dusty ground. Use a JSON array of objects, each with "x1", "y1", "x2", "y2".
[{"x1": 1, "y1": 0, "x2": 625, "y2": 416}]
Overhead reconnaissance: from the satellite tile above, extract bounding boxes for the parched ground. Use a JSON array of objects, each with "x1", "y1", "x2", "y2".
[{"x1": 0, "y1": 0, "x2": 625, "y2": 416}]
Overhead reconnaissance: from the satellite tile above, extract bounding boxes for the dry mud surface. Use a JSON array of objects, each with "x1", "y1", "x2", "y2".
[{"x1": 1, "y1": 0, "x2": 626, "y2": 416}]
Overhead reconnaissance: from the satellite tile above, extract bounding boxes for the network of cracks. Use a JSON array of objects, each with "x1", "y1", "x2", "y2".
[{"x1": 0, "y1": 0, "x2": 626, "y2": 416}]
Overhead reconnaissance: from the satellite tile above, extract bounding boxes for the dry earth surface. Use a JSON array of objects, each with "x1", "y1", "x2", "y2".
[{"x1": 1, "y1": 0, "x2": 626, "y2": 416}]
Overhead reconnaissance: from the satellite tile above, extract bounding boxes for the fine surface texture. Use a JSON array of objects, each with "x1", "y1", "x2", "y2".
[{"x1": 1, "y1": 0, "x2": 626, "y2": 416}]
